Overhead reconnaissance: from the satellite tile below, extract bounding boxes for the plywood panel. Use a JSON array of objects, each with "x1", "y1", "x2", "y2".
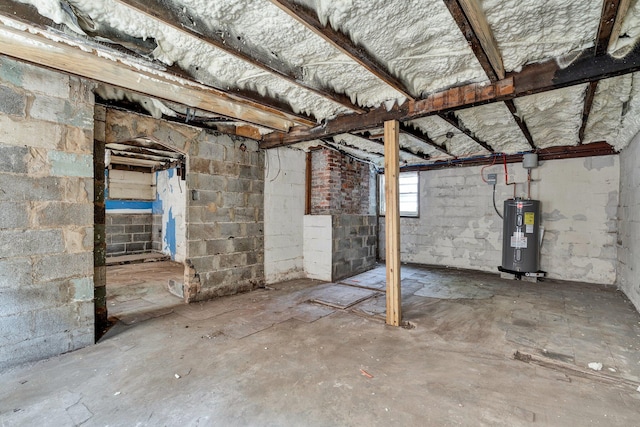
[{"x1": 108, "y1": 169, "x2": 155, "y2": 200}]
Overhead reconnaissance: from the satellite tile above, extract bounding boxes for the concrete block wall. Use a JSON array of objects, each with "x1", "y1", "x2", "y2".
[
  {"x1": 332, "y1": 214, "x2": 377, "y2": 281},
  {"x1": 0, "y1": 58, "x2": 95, "y2": 370},
  {"x1": 152, "y1": 214, "x2": 163, "y2": 252},
  {"x1": 618, "y1": 132, "x2": 640, "y2": 311},
  {"x1": 380, "y1": 156, "x2": 619, "y2": 284},
  {"x1": 105, "y1": 109, "x2": 264, "y2": 302},
  {"x1": 105, "y1": 213, "x2": 153, "y2": 256},
  {"x1": 264, "y1": 148, "x2": 306, "y2": 284}
]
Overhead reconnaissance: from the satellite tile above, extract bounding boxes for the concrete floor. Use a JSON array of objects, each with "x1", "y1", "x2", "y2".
[{"x1": 1, "y1": 264, "x2": 640, "y2": 426}]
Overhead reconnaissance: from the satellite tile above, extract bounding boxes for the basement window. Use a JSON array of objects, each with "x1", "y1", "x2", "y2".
[{"x1": 379, "y1": 171, "x2": 419, "y2": 217}]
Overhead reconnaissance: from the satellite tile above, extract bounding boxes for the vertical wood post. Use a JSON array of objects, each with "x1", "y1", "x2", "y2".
[
  {"x1": 93, "y1": 107, "x2": 108, "y2": 340},
  {"x1": 384, "y1": 120, "x2": 402, "y2": 326}
]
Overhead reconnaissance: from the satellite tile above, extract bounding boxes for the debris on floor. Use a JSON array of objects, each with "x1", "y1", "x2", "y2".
[{"x1": 588, "y1": 362, "x2": 603, "y2": 371}]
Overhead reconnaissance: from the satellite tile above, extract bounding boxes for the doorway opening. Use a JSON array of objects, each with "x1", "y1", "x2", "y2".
[{"x1": 95, "y1": 133, "x2": 188, "y2": 338}]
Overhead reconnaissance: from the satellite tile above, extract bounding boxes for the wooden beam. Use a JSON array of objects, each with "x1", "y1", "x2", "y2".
[
  {"x1": 261, "y1": 79, "x2": 514, "y2": 147},
  {"x1": 0, "y1": 15, "x2": 307, "y2": 132},
  {"x1": 608, "y1": 0, "x2": 632, "y2": 52},
  {"x1": 511, "y1": 44, "x2": 640, "y2": 96},
  {"x1": 596, "y1": 0, "x2": 626, "y2": 55},
  {"x1": 444, "y1": 1, "x2": 536, "y2": 150},
  {"x1": 504, "y1": 100, "x2": 536, "y2": 149},
  {"x1": 578, "y1": 81, "x2": 599, "y2": 144},
  {"x1": 399, "y1": 124, "x2": 451, "y2": 156},
  {"x1": 261, "y1": 43, "x2": 640, "y2": 148},
  {"x1": 400, "y1": 141, "x2": 616, "y2": 172},
  {"x1": 444, "y1": 0, "x2": 505, "y2": 80},
  {"x1": 384, "y1": 120, "x2": 402, "y2": 327},
  {"x1": 269, "y1": 0, "x2": 414, "y2": 100},
  {"x1": 3, "y1": 0, "x2": 317, "y2": 128},
  {"x1": 113, "y1": 0, "x2": 363, "y2": 113},
  {"x1": 438, "y1": 112, "x2": 494, "y2": 152}
]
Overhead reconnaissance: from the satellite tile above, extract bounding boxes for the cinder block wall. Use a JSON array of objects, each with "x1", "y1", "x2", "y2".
[
  {"x1": 105, "y1": 109, "x2": 264, "y2": 302},
  {"x1": 0, "y1": 58, "x2": 95, "y2": 369},
  {"x1": 379, "y1": 156, "x2": 619, "y2": 284},
  {"x1": 618, "y1": 133, "x2": 640, "y2": 311},
  {"x1": 332, "y1": 215, "x2": 377, "y2": 281},
  {"x1": 105, "y1": 213, "x2": 153, "y2": 256}
]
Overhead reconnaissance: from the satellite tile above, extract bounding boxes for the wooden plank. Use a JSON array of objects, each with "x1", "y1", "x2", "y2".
[
  {"x1": 261, "y1": 78, "x2": 514, "y2": 147},
  {"x1": 438, "y1": 112, "x2": 494, "y2": 152},
  {"x1": 444, "y1": 0, "x2": 505, "y2": 80},
  {"x1": 384, "y1": 120, "x2": 402, "y2": 327},
  {"x1": 0, "y1": 17, "x2": 303, "y2": 132},
  {"x1": 578, "y1": 81, "x2": 599, "y2": 144},
  {"x1": 114, "y1": 0, "x2": 363, "y2": 112},
  {"x1": 108, "y1": 169, "x2": 155, "y2": 200},
  {"x1": 269, "y1": 0, "x2": 413, "y2": 100},
  {"x1": 608, "y1": 0, "x2": 632, "y2": 51},
  {"x1": 109, "y1": 155, "x2": 163, "y2": 168},
  {"x1": 596, "y1": 0, "x2": 624, "y2": 55}
]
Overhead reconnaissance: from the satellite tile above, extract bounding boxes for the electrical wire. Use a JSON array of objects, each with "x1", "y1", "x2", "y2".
[
  {"x1": 269, "y1": 147, "x2": 281, "y2": 182},
  {"x1": 492, "y1": 183, "x2": 503, "y2": 219}
]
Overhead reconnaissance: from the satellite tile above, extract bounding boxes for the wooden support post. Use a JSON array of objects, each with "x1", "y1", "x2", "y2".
[{"x1": 384, "y1": 120, "x2": 402, "y2": 326}]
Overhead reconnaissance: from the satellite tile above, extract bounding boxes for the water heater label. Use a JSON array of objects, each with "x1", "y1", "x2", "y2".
[
  {"x1": 511, "y1": 232, "x2": 528, "y2": 248},
  {"x1": 524, "y1": 212, "x2": 535, "y2": 225},
  {"x1": 526, "y1": 225, "x2": 534, "y2": 234}
]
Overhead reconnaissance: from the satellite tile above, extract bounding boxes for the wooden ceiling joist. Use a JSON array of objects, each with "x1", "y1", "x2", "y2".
[
  {"x1": 438, "y1": 112, "x2": 494, "y2": 153},
  {"x1": 114, "y1": 0, "x2": 363, "y2": 113},
  {"x1": 398, "y1": 124, "x2": 451, "y2": 156},
  {"x1": 578, "y1": 81, "x2": 599, "y2": 144},
  {"x1": 607, "y1": 0, "x2": 632, "y2": 52},
  {"x1": 504, "y1": 100, "x2": 536, "y2": 149},
  {"x1": 444, "y1": 0, "x2": 535, "y2": 150},
  {"x1": 262, "y1": 43, "x2": 640, "y2": 148},
  {"x1": 323, "y1": 138, "x2": 383, "y2": 160},
  {"x1": 443, "y1": 0, "x2": 505, "y2": 81},
  {"x1": 579, "y1": 0, "x2": 630, "y2": 144},
  {"x1": 0, "y1": 17, "x2": 308, "y2": 133},
  {"x1": 269, "y1": 0, "x2": 414, "y2": 100}
]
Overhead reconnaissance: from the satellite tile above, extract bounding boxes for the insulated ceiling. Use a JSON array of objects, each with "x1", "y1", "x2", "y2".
[{"x1": 4, "y1": 0, "x2": 640, "y2": 167}]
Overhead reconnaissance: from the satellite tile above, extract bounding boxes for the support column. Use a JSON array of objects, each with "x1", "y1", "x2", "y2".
[
  {"x1": 93, "y1": 106, "x2": 108, "y2": 340},
  {"x1": 384, "y1": 120, "x2": 402, "y2": 326}
]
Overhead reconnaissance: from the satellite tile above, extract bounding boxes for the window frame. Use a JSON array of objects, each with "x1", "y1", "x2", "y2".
[{"x1": 378, "y1": 171, "x2": 420, "y2": 218}]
